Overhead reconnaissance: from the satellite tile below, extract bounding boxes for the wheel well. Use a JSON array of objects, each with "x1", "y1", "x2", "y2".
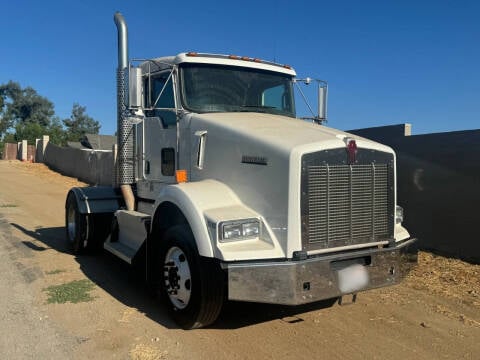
[
  {"x1": 152, "y1": 201, "x2": 189, "y2": 239},
  {"x1": 148, "y1": 202, "x2": 191, "y2": 284}
]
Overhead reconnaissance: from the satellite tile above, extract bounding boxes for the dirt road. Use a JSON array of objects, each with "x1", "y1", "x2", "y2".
[{"x1": 0, "y1": 160, "x2": 479, "y2": 360}]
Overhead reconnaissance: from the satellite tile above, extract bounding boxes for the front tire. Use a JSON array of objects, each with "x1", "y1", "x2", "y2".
[{"x1": 159, "y1": 225, "x2": 225, "y2": 329}]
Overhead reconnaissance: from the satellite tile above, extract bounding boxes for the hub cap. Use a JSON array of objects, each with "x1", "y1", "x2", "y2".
[{"x1": 164, "y1": 246, "x2": 192, "y2": 309}]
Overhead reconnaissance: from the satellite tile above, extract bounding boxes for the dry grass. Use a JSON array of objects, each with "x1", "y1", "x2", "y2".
[
  {"x1": 129, "y1": 344, "x2": 166, "y2": 360},
  {"x1": 406, "y1": 251, "x2": 480, "y2": 307}
]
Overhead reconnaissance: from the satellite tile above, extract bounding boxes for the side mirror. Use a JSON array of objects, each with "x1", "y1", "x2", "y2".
[
  {"x1": 317, "y1": 81, "x2": 327, "y2": 123},
  {"x1": 294, "y1": 78, "x2": 328, "y2": 124}
]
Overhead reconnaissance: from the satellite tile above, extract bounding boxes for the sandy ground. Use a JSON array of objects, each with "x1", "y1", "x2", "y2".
[{"x1": 0, "y1": 160, "x2": 479, "y2": 360}]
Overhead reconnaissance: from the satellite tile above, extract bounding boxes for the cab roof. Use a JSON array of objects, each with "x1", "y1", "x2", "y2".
[{"x1": 140, "y1": 52, "x2": 297, "y2": 76}]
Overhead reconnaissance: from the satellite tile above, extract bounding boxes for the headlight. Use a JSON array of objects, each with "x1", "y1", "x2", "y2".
[
  {"x1": 396, "y1": 205, "x2": 404, "y2": 224},
  {"x1": 220, "y1": 219, "x2": 260, "y2": 241}
]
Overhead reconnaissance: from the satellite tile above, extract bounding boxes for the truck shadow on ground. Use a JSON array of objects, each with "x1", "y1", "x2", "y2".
[
  {"x1": 12, "y1": 222, "x2": 337, "y2": 330},
  {"x1": 11, "y1": 223, "x2": 70, "y2": 254}
]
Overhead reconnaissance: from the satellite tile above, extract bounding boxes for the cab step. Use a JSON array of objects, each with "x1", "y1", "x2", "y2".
[{"x1": 104, "y1": 241, "x2": 137, "y2": 264}]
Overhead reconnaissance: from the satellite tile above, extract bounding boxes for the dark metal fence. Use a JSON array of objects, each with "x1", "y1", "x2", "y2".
[{"x1": 350, "y1": 124, "x2": 480, "y2": 264}]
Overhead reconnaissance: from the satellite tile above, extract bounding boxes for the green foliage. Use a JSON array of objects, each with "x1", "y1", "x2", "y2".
[
  {"x1": 0, "y1": 81, "x2": 21, "y2": 135},
  {"x1": 0, "y1": 81, "x2": 54, "y2": 131},
  {"x1": 63, "y1": 103, "x2": 101, "y2": 142},
  {"x1": 47, "y1": 116, "x2": 67, "y2": 146},
  {"x1": 43, "y1": 279, "x2": 96, "y2": 304},
  {"x1": 0, "y1": 81, "x2": 101, "y2": 151},
  {"x1": 3, "y1": 132, "x2": 16, "y2": 143},
  {"x1": 0, "y1": 204, "x2": 18, "y2": 208},
  {"x1": 14, "y1": 122, "x2": 45, "y2": 145}
]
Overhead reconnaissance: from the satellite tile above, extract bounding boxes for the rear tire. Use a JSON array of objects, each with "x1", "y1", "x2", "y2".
[
  {"x1": 65, "y1": 192, "x2": 88, "y2": 254},
  {"x1": 159, "y1": 225, "x2": 225, "y2": 329}
]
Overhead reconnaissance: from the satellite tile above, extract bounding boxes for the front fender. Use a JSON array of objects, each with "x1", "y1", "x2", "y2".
[
  {"x1": 153, "y1": 180, "x2": 244, "y2": 258},
  {"x1": 153, "y1": 180, "x2": 285, "y2": 261}
]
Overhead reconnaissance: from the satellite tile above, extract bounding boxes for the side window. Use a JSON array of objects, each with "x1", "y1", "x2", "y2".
[
  {"x1": 161, "y1": 148, "x2": 175, "y2": 176},
  {"x1": 152, "y1": 75, "x2": 175, "y2": 108},
  {"x1": 262, "y1": 84, "x2": 285, "y2": 110},
  {"x1": 145, "y1": 73, "x2": 177, "y2": 128}
]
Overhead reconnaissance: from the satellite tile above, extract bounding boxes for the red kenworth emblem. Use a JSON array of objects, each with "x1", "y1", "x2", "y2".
[{"x1": 347, "y1": 139, "x2": 357, "y2": 164}]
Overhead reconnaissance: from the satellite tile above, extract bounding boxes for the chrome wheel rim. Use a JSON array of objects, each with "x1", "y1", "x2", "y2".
[{"x1": 164, "y1": 246, "x2": 192, "y2": 309}]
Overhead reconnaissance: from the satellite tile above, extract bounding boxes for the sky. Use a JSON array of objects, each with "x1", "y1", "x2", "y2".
[{"x1": 1, "y1": 0, "x2": 479, "y2": 136}]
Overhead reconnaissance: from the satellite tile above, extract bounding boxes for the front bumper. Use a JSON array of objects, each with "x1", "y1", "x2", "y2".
[{"x1": 226, "y1": 238, "x2": 417, "y2": 305}]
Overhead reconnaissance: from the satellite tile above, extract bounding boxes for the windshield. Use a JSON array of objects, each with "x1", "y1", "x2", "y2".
[{"x1": 179, "y1": 63, "x2": 296, "y2": 117}]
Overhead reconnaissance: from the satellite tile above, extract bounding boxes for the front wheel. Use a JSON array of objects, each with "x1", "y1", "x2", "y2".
[{"x1": 159, "y1": 225, "x2": 225, "y2": 329}]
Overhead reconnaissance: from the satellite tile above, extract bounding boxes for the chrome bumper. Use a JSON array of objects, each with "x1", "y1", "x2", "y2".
[{"x1": 226, "y1": 238, "x2": 417, "y2": 305}]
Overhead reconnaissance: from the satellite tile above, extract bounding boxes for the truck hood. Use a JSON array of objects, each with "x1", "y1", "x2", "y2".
[
  {"x1": 186, "y1": 111, "x2": 394, "y2": 258},
  {"x1": 189, "y1": 112, "x2": 393, "y2": 155}
]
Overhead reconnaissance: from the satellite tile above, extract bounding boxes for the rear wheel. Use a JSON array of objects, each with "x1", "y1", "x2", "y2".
[
  {"x1": 65, "y1": 192, "x2": 88, "y2": 254},
  {"x1": 159, "y1": 225, "x2": 225, "y2": 329}
]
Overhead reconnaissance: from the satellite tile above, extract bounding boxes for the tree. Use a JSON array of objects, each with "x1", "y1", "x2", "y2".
[
  {"x1": 0, "y1": 81, "x2": 54, "y2": 132},
  {"x1": 14, "y1": 122, "x2": 45, "y2": 144},
  {"x1": 0, "y1": 81, "x2": 101, "y2": 154},
  {"x1": 47, "y1": 116, "x2": 67, "y2": 145},
  {"x1": 63, "y1": 103, "x2": 101, "y2": 142},
  {"x1": 0, "y1": 81, "x2": 22, "y2": 136},
  {"x1": 0, "y1": 81, "x2": 56, "y2": 145}
]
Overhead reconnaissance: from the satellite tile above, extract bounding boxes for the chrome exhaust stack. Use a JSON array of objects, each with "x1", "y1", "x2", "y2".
[{"x1": 114, "y1": 12, "x2": 135, "y2": 211}]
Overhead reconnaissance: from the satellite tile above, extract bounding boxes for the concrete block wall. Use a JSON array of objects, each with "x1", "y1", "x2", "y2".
[
  {"x1": 26, "y1": 145, "x2": 35, "y2": 162},
  {"x1": 349, "y1": 124, "x2": 480, "y2": 263},
  {"x1": 1, "y1": 141, "x2": 34, "y2": 161},
  {"x1": 43, "y1": 143, "x2": 114, "y2": 186},
  {"x1": 2, "y1": 143, "x2": 19, "y2": 160},
  {"x1": 20, "y1": 140, "x2": 27, "y2": 161},
  {"x1": 35, "y1": 135, "x2": 49, "y2": 163}
]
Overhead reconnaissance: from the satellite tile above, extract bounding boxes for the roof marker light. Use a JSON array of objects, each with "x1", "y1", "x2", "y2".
[{"x1": 186, "y1": 52, "x2": 198, "y2": 57}]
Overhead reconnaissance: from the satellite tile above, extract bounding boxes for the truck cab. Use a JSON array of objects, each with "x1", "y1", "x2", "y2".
[{"x1": 65, "y1": 13, "x2": 417, "y2": 329}]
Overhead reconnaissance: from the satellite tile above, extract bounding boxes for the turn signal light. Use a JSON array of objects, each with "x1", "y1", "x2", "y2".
[{"x1": 176, "y1": 170, "x2": 188, "y2": 183}]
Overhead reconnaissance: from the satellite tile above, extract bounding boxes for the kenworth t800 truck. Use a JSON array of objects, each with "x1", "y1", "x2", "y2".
[{"x1": 65, "y1": 13, "x2": 417, "y2": 329}]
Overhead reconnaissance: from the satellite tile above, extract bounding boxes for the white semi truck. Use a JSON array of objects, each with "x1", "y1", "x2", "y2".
[{"x1": 65, "y1": 12, "x2": 417, "y2": 329}]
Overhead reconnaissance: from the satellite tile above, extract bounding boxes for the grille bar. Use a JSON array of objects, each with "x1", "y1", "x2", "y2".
[{"x1": 301, "y1": 150, "x2": 394, "y2": 251}]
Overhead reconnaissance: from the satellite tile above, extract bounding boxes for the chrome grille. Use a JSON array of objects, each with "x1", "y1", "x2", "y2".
[{"x1": 303, "y1": 161, "x2": 392, "y2": 250}]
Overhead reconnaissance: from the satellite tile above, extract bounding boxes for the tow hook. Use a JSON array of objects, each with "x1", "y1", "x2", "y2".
[{"x1": 338, "y1": 293, "x2": 357, "y2": 306}]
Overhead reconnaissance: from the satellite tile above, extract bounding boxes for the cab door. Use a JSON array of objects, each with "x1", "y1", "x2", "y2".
[{"x1": 143, "y1": 71, "x2": 177, "y2": 184}]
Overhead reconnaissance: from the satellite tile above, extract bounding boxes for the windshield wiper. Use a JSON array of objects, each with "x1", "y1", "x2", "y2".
[{"x1": 241, "y1": 105, "x2": 275, "y2": 109}]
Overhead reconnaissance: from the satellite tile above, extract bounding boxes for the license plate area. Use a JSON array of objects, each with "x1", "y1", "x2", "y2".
[{"x1": 331, "y1": 256, "x2": 370, "y2": 294}]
